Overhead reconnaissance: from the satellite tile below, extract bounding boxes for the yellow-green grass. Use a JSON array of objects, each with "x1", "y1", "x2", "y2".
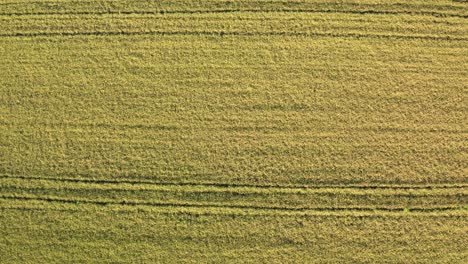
[
  {"x1": 0, "y1": 0, "x2": 467, "y2": 263},
  {"x1": 2, "y1": 34, "x2": 466, "y2": 186}
]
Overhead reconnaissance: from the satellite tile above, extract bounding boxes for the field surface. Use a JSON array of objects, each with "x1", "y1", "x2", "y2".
[{"x1": 0, "y1": 0, "x2": 467, "y2": 263}]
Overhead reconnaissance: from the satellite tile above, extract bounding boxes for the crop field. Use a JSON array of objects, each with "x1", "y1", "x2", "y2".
[{"x1": 0, "y1": 0, "x2": 467, "y2": 263}]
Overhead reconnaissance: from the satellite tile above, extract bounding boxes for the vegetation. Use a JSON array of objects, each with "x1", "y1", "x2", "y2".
[{"x1": 0, "y1": 0, "x2": 466, "y2": 262}]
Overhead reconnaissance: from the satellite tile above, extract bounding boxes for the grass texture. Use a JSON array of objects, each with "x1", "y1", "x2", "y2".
[{"x1": 0, "y1": 0, "x2": 467, "y2": 263}]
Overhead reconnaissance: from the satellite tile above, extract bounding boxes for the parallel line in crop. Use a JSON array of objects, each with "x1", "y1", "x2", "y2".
[
  {"x1": 3, "y1": 179, "x2": 464, "y2": 198},
  {"x1": 2, "y1": 203, "x2": 467, "y2": 218},
  {"x1": 2, "y1": 188, "x2": 463, "y2": 212},
  {"x1": 1, "y1": 121, "x2": 466, "y2": 134},
  {"x1": 4, "y1": 188, "x2": 465, "y2": 203},
  {"x1": 0, "y1": 9, "x2": 466, "y2": 18},
  {"x1": 0, "y1": 30, "x2": 466, "y2": 41},
  {"x1": 4, "y1": 180, "x2": 467, "y2": 194},
  {"x1": 3, "y1": 179, "x2": 464, "y2": 209},
  {"x1": 3, "y1": 188, "x2": 464, "y2": 208},
  {"x1": 0, "y1": 195, "x2": 465, "y2": 212},
  {"x1": 0, "y1": 206, "x2": 81, "y2": 213},
  {"x1": 2, "y1": 175, "x2": 467, "y2": 190}
]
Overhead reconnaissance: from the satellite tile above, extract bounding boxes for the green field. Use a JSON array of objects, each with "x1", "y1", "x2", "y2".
[{"x1": 0, "y1": 0, "x2": 467, "y2": 263}]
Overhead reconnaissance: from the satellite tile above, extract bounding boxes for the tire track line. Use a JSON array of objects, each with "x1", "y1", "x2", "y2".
[{"x1": 2, "y1": 175, "x2": 467, "y2": 190}]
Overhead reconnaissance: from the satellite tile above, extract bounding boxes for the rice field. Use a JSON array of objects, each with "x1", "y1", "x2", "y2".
[{"x1": 0, "y1": 0, "x2": 467, "y2": 263}]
